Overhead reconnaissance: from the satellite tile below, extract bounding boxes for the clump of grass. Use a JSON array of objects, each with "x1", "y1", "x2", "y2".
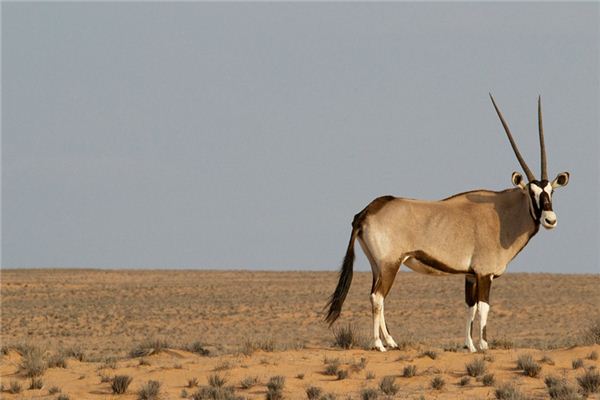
[
  {"x1": 482, "y1": 373, "x2": 495, "y2": 386},
  {"x1": 181, "y1": 389, "x2": 188, "y2": 398},
  {"x1": 112, "y1": 375, "x2": 133, "y2": 394},
  {"x1": 48, "y1": 352, "x2": 67, "y2": 368},
  {"x1": 421, "y1": 349, "x2": 438, "y2": 359},
  {"x1": 572, "y1": 358, "x2": 584, "y2": 369},
  {"x1": 459, "y1": 376, "x2": 470, "y2": 386},
  {"x1": 360, "y1": 388, "x2": 378, "y2": 400},
  {"x1": 306, "y1": 386, "x2": 322, "y2": 400},
  {"x1": 130, "y1": 338, "x2": 169, "y2": 358},
  {"x1": 57, "y1": 394, "x2": 70, "y2": 400},
  {"x1": 63, "y1": 346, "x2": 86, "y2": 362},
  {"x1": 545, "y1": 377, "x2": 580, "y2": 400},
  {"x1": 137, "y1": 380, "x2": 161, "y2": 400},
  {"x1": 336, "y1": 369, "x2": 349, "y2": 380},
  {"x1": 517, "y1": 354, "x2": 541, "y2": 377},
  {"x1": 20, "y1": 346, "x2": 47, "y2": 377},
  {"x1": 208, "y1": 374, "x2": 227, "y2": 388},
  {"x1": 266, "y1": 376, "x2": 285, "y2": 400},
  {"x1": 323, "y1": 358, "x2": 340, "y2": 375},
  {"x1": 582, "y1": 318, "x2": 600, "y2": 345},
  {"x1": 49, "y1": 385, "x2": 61, "y2": 394},
  {"x1": 240, "y1": 376, "x2": 258, "y2": 389},
  {"x1": 491, "y1": 337, "x2": 514, "y2": 349},
  {"x1": 187, "y1": 377, "x2": 199, "y2": 388},
  {"x1": 213, "y1": 361, "x2": 232, "y2": 371},
  {"x1": 29, "y1": 377, "x2": 43, "y2": 389},
  {"x1": 192, "y1": 385, "x2": 237, "y2": 400},
  {"x1": 402, "y1": 364, "x2": 417, "y2": 377},
  {"x1": 257, "y1": 337, "x2": 276, "y2": 352},
  {"x1": 186, "y1": 341, "x2": 210, "y2": 356},
  {"x1": 379, "y1": 376, "x2": 399, "y2": 395},
  {"x1": 577, "y1": 368, "x2": 600, "y2": 395},
  {"x1": 9, "y1": 380, "x2": 22, "y2": 393},
  {"x1": 332, "y1": 324, "x2": 366, "y2": 349},
  {"x1": 366, "y1": 371, "x2": 375, "y2": 380},
  {"x1": 540, "y1": 355, "x2": 555, "y2": 365},
  {"x1": 587, "y1": 351, "x2": 598, "y2": 361},
  {"x1": 466, "y1": 358, "x2": 486, "y2": 377},
  {"x1": 494, "y1": 383, "x2": 527, "y2": 400},
  {"x1": 431, "y1": 375, "x2": 445, "y2": 390}
]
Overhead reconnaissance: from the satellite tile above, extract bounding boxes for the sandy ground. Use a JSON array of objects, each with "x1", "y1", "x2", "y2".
[{"x1": 1, "y1": 269, "x2": 599, "y2": 399}]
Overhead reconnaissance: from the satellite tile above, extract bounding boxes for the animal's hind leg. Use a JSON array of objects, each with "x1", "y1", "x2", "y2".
[
  {"x1": 375, "y1": 262, "x2": 401, "y2": 349},
  {"x1": 464, "y1": 275, "x2": 478, "y2": 353}
]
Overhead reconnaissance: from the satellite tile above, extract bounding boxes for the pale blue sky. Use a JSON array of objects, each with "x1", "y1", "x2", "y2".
[{"x1": 2, "y1": 2, "x2": 598, "y2": 272}]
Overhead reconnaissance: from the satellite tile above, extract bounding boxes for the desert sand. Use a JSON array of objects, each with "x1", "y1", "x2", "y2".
[{"x1": 1, "y1": 269, "x2": 599, "y2": 399}]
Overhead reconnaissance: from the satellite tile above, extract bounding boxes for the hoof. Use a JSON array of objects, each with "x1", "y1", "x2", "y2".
[
  {"x1": 479, "y1": 340, "x2": 489, "y2": 351},
  {"x1": 373, "y1": 339, "x2": 387, "y2": 352},
  {"x1": 385, "y1": 338, "x2": 399, "y2": 349},
  {"x1": 464, "y1": 342, "x2": 477, "y2": 353}
]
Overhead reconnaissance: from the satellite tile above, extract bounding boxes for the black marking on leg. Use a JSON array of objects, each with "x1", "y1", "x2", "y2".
[
  {"x1": 476, "y1": 275, "x2": 493, "y2": 304},
  {"x1": 465, "y1": 275, "x2": 477, "y2": 307},
  {"x1": 482, "y1": 326, "x2": 487, "y2": 341},
  {"x1": 470, "y1": 321, "x2": 474, "y2": 338}
]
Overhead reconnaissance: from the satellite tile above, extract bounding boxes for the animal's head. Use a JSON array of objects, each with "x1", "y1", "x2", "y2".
[{"x1": 490, "y1": 94, "x2": 570, "y2": 230}]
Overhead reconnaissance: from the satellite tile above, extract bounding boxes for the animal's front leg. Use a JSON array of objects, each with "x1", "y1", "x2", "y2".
[
  {"x1": 464, "y1": 275, "x2": 478, "y2": 352},
  {"x1": 476, "y1": 275, "x2": 493, "y2": 351}
]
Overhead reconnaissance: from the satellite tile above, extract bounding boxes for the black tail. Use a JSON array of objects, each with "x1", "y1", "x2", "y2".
[{"x1": 325, "y1": 224, "x2": 359, "y2": 326}]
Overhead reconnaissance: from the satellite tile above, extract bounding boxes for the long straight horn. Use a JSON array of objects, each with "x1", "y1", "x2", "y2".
[
  {"x1": 489, "y1": 93, "x2": 535, "y2": 181},
  {"x1": 538, "y1": 96, "x2": 548, "y2": 180}
]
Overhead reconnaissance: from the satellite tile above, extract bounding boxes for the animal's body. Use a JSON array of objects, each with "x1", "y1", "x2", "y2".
[{"x1": 325, "y1": 95, "x2": 570, "y2": 352}]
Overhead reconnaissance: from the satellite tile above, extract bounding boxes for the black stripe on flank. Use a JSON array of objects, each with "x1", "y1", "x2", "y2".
[{"x1": 405, "y1": 250, "x2": 464, "y2": 274}]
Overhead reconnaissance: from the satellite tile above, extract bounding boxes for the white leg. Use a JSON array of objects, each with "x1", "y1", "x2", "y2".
[
  {"x1": 370, "y1": 293, "x2": 386, "y2": 351},
  {"x1": 478, "y1": 301, "x2": 490, "y2": 351},
  {"x1": 380, "y1": 302, "x2": 398, "y2": 349},
  {"x1": 464, "y1": 304, "x2": 478, "y2": 352}
]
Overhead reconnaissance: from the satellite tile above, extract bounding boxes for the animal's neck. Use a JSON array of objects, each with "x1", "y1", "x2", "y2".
[{"x1": 497, "y1": 188, "x2": 540, "y2": 253}]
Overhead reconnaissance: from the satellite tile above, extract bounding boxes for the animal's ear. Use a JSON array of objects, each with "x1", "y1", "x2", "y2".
[
  {"x1": 552, "y1": 172, "x2": 570, "y2": 188},
  {"x1": 512, "y1": 172, "x2": 526, "y2": 189}
]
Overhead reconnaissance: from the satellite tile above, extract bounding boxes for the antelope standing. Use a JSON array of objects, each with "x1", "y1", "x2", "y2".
[{"x1": 325, "y1": 95, "x2": 570, "y2": 352}]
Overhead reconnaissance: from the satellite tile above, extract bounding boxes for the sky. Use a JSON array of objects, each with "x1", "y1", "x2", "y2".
[{"x1": 2, "y1": 2, "x2": 598, "y2": 273}]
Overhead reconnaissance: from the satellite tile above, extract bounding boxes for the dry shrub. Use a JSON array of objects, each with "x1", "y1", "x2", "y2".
[
  {"x1": 323, "y1": 358, "x2": 340, "y2": 375},
  {"x1": 20, "y1": 346, "x2": 47, "y2": 377},
  {"x1": 402, "y1": 364, "x2": 417, "y2": 377},
  {"x1": 482, "y1": 373, "x2": 495, "y2": 386},
  {"x1": 111, "y1": 375, "x2": 133, "y2": 394},
  {"x1": 516, "y1": 354, "x2": 541, "y2": 377},
  {"x1": 582, "y1": 318, "x2": 600, "y2": 345},
  {"x1": 9, "y1": 380, "x2": 22, "y2": 393},
  {"x1": 187, "y1": 377, "x2": 199, "y2": 388},
  {"x1": 546, "y1": 377, "x2": 581, "y2": 400},
  {"x1": 63, "y1": 346, "x2": 86, "y2": 362},
  {"x1": 494, "y1": 383, "x2": 528, "y2": 400},
  {"x1": 240, "y1": 376, "x2": 258, "y2": 389},
  {"x1": 379, "y1": 376, "x2": 399, "y2": 395},
  {"x1": 360, "y1": 388, "x2": 378, "y2": 400},
  {"x1": 306, "y1": 386, "x2": 322, "y2": 400},
  {"x1": 266, "y1": 376, "x2": 285, "y2": 400},
  {"x1": 336, "y1": 369, "x2": 348, "y2": 380},
  {"x1": 431, "y1": 376, "x2": 445, "y2": 390},
  {"x1": 459, "y1": 376, "x2": 470, "y2": 386},
  {"x1": 185, "y1": 341, "x2": 210, "y2": 356},
  {"x1": 49, "y1": 385, "x2": 61, "y2": 394},
  {"x1": 332, "y1": 324, "x2": 367, "y2": 349},
  {"x1": 466, "y1": 358, "x2": 486, "y2": 377},
  {"x1": 571, "y1": 359, "x2": 584, "y2": 369},
  {"x1": 48, "y1": 352, "x2": 67, "y2": 368},
  {"x1": 130, "y1": 338, "x2": 169, "y2": 358},
  {"x1": 491, "y1": 337, "x2": 514, "y2": 349},
  {"x1": 208, "y1": 374, "x2": 227, "y2": 388},
  {"x1": 420, "y1": 349, "x2": 438, "y2": 359},
  {"x1": 29, "y1": 377, "x2": 43, "y2": 389},
  {"x1": 577, "y1": 368, "x2": 600, "y2": 395},
  {"x1": 137, "y1": 380, "x2": 161, "y2": 400}
]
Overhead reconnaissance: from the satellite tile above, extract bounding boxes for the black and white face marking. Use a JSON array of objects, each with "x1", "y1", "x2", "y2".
[{"x1": 528, "y1": 180, "x2": 557, "y2": 229}]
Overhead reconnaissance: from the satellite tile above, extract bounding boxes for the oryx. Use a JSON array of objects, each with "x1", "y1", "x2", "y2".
[{"x1": 325, "y1": 94, "x2": 570, "y2": 352}]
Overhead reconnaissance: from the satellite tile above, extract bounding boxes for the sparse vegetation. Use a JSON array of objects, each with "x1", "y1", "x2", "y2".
[
  {"x1": 324, "y1": 358, "x2": 340, "y2": 375},
  {"x1": 188, "y1": 377, "x2": 199, "y2": 388},
  {"x1": 366, "y1": 371, "x2": 375, "y2": 380},
  {"x1": 208, "y1": 374, "x2": 227, "y2": 388},
  {"x1": 459, "y1": 376, "x2": 470, "y2": 386},
  {"x1": 582, "y1": 318, "x2": 600, "y2": 345},
  {"x1": 491, "y1": 337, "x2": 514, "y2": 349},
  {"x1": 111, "y1": 375, "x2": 133, "y2": 394},
  {"x1": 379, "y1": 376, "x2": 399, "y2": 395},
  {"x1": 431, "y1": 375, "x2": 445, "y2": 390},
  {"x1": 360, "y1": 388, "x2": 378, "y2": 400},
  {"x1": 494, "y1": 383, "x2": 527, "y2": 400},
  {"x1": 9, "y1": 380, "x2": 22, "y2": 394},
  {"x1": 332, "y1": 324, "x2": 367, "y2": 349},
  {"x1": 466, "y1": 358, "x2": 486, "y2": 377},
  {"x1": 101, "y1": 356, "x2": 118, "y2": 369},
  {"x1": 181, "y1": 389, "x2": 188, "y2": 398},
  {"x1": 306, "y1": 386, "x2": 322, "y2": 400},
  {"x1": 186, "y1": 341, "x2": 210, "y2": 356},
  {"x1": 482, "y1": 373, "x2": 495, "y2": 386},
  {"x1": 63, "y1": 346, "x2": 86, "y2": 362},
  {"x1": 572, "y1": 358, "x2": 584, "y2": 369},
  {"x1": 545, "y1": 377, "x2": 580, "y2": 400},
  {"x1": 266, "y1": 375, "x2": 285, "y2": 400},
  {"x1": 577, "y1": 368, "x2": 600, "y2": 395},
  {"x1": 421, "y1": 349, "x2": 438, "y2": 359},
  {"x1": 587, "y1": 351, "x2": 598, "y2": 361},
  {"x1": 130, "y1": 338, "x2": 169, "y2": 358},
  {"x1": 57, "y1": 394, "x2": 70, "y2": 400},
  {"x1": 48, "y1": 352, "x2": 68, "y2": 368},
  {"x1": 350, "y1": 357, "x2": 367, "y2": 372},
  {"x1": 516, "y1": 354, "x2": 541, "y2": 377},
  {"x1": 403, "y1": 364, "x2": 417, "y2": 377},
  {"x1": 336, "y1": 369, "x2": 348, "y2": 380},
  {"x1": 20, "y1": 346, "x2": 47, "y2": 377},
  {"x1": 29, "y1": 377, "x2": 43, "y2": 389},
  {"x1": 49, "y1": 385, "x2": 61, "y2": 394},
  {"x1": 137, "y1": 380, "x2": 161, "y2": 400},
  {"x1": 540, "y1": 355, "x2": 555, "y2": 365}
]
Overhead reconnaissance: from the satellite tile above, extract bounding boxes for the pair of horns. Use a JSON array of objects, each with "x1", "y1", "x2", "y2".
[{"x1": 489, "y1": 94, "x2": 548, "y2": 181}]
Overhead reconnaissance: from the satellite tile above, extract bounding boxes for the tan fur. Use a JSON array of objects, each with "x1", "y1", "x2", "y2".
[{"x1": 358, "y1": 188, "x2": 538, "y2": 277}]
